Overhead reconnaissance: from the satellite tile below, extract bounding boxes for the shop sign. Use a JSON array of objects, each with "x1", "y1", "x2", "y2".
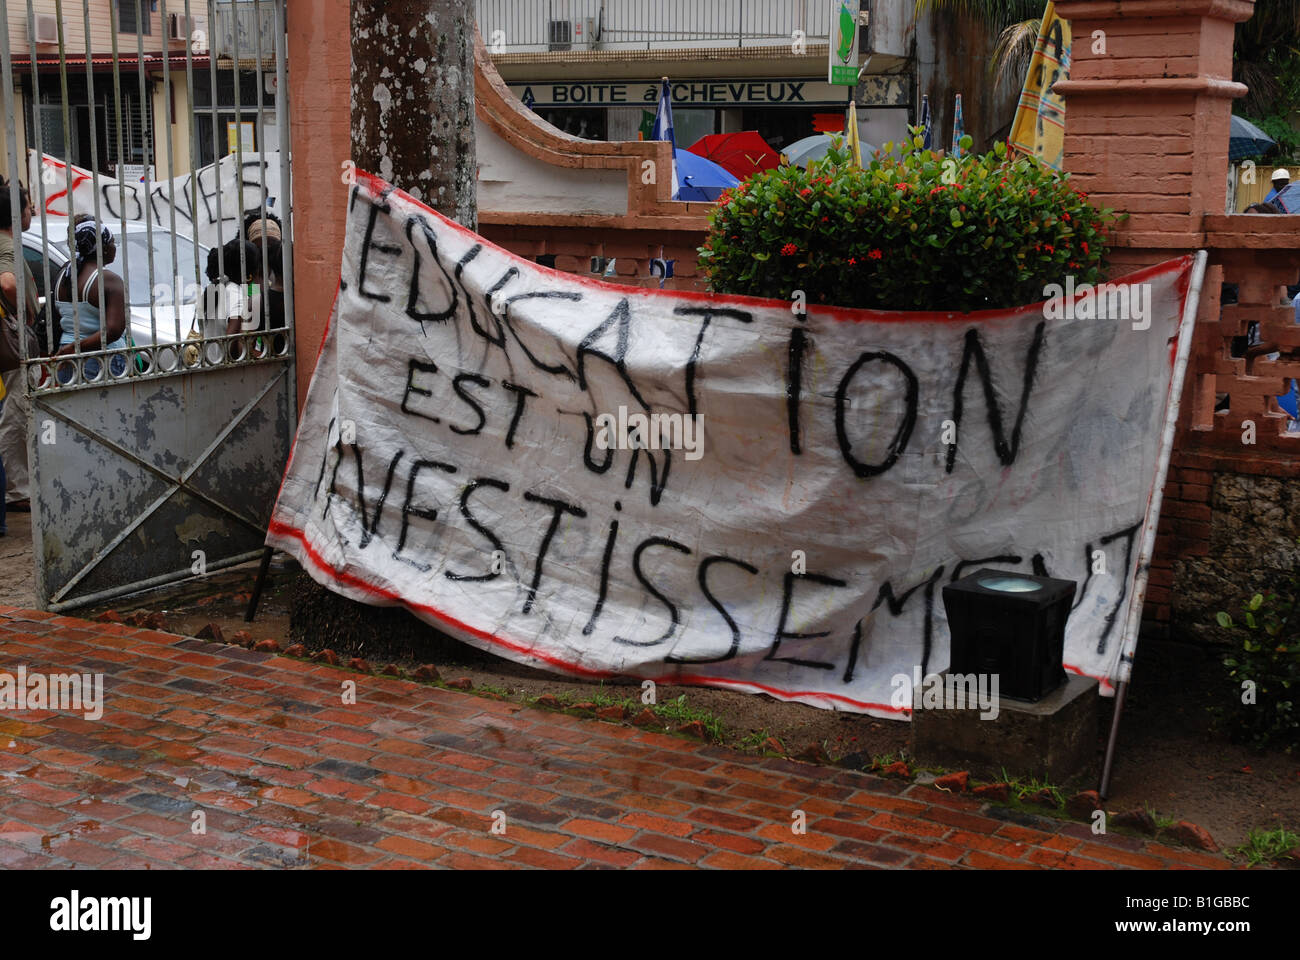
[{"x1": 509, "y1": 78, "x2": 847, "y2": 109}]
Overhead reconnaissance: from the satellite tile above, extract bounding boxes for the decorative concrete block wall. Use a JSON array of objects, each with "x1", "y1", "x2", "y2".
[{"x1": 1057, "y1": 0, "x2": 1300, "y2": 639}]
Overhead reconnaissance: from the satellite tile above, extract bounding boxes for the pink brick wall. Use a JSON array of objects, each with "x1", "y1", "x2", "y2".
[{"x1": 1057, "y1": 0, "x2": 1299, "y2": 636}]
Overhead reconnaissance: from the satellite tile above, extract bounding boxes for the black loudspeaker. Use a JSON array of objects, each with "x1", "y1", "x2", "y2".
[{"x1": 942, "y1": 570, "x2": 1077, "y2": 703}]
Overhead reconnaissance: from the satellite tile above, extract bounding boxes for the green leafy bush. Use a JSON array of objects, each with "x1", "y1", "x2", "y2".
[
  {"x1": 1234, "y1": 45, "x2": 1300, "y2": 161},
  {"x1": 697, "y1": 134, "x2": 1123, "y2": 312},
  {"x1": 1215, "y1": 581, "x2": 1299, "y2": 751},
  {"x1": 1240, "y1": 112, "x2": 1300, "y2": 162}
]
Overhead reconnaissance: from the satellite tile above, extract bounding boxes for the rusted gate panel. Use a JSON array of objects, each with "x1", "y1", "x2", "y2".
[{"x1": 30, "y1": 361, "x2": 291, "y2": 608}]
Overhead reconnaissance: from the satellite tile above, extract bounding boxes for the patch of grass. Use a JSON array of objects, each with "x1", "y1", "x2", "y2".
[
  {"x1": 589, "y1": 684, "x2": 637, "y2": 712},
  {"x1": 999, "y1": 768, "x2": 1066, "y2": 809},
  {"x1": 476, "y1": 682, "x2": 510, "y2": 698},
  {"x1": 1235, "y1": 827, "x2": 1300, "y2": 867},
  {"x1": 1145, "y1": 803, "x2": 1177, "y2": 830},
  {"x1": 653, "y1": 694, "x2": 727, "y2": 742},
  {"x1": 871, "y1": 750, "x2": 910, "y2": 769},
  {"x1": 736, "y1": 729, "x2": 776, "y2": 752},
  {"x1": 523, "y1": 690, "x2": 573, "y2": 709}
]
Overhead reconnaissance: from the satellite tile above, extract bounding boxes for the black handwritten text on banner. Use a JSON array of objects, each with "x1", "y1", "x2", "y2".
[
  {"x1": 29, "y1": 151, "x2": 283, "y2": 250},
  {"x1": 268, "y1": 173, "x2": 1191, "y2": 716}
]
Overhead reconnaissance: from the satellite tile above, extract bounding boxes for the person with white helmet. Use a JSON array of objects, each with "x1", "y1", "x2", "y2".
[{"x1": 1265, "y1": 167, "x2": 1291, "y2": 207}]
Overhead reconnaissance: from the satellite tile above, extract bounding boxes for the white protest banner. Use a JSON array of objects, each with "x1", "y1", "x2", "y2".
[
  {"x1": 27, "y1": 150, "x2": 284, "y2": 250},
  {"x1": 268, "y1": 171, "x2": 1194, "y2": 717}
]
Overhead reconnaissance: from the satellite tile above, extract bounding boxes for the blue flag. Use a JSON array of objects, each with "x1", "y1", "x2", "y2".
[
  {"x1": 951, "y1": 93, "x2": 965, "y2": 158},
  {"x1": 919, "y1": 95, "x2": 932, "y2": 150},
  {"x1": 651, "y1": 77, "x2": 680, "y2": 198}
]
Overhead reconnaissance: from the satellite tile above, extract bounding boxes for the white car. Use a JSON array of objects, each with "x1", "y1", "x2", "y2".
[{"x1": 20, "y1": 218, "x2": 210, "y2": 349}]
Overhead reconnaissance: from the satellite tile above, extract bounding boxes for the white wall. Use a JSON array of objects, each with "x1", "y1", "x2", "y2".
[
  {"x1": 868, "y1": 0, "x2": 912, "y2": 58},
  {"x1": 859, "y1": 109, "x2": 909, "y2": 149},
  {"x1": 476, "y1": 118, "x2": 629, "y2": 217}
]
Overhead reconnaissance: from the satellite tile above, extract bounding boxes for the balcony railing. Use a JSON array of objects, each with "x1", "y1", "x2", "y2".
[{"x1": 476, "y1": 0, "x2": 832, "y2": 53}]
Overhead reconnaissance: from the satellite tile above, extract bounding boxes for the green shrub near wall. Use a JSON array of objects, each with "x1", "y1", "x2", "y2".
[
  {"x1": 1216, "y1": 581, "x2": 1300, "y2": 751},
  {"x1": 698, "y1": 135, "x2": 1123, "y2": 313}
]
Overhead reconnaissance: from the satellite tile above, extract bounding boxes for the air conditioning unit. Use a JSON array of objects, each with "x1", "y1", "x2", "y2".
[
  {"x1": 168, "y1": 13, "x2": 191, "y2": 42},
  {"x1": 31, "y1": 13, "x2": 58, "y2": 44},
  {"x1": 547, "y1": 19, "x2": 573, "y2": 51}
]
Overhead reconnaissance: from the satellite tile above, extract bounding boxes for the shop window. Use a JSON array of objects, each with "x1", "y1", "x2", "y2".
[
  {"x1": 672, "y1": 110, "x2": 716, "y2": 150},
  {"x1": 537, "y1": 108, "x2": 606, "y2": 141},
  {"x1": 742, "y1": 108, "x2": 829, "y2": 151},
  {"x1": 192, "y1": 69, "x2": 274, "y2": 166}
]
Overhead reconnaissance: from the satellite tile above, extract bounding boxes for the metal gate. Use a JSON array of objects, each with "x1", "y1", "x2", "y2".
[{"x1": 0, "y1": 0, "x2": 295, "y2": 610}]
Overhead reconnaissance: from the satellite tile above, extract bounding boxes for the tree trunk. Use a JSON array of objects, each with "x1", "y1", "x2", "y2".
[
  {"x1": 350, "y1": 0, "x2": 477, "y2": 228},
  {"x1": 293, "y1": 1, "x2": 480, "y2": 662}
]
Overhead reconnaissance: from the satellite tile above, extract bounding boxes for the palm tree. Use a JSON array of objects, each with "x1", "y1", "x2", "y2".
[
  {"x1": 913, "y1": 0, "x2": 1047, "y2": 96},
  {"x1": 1234, "y1": 3, "x2": 1300, "y2": 117},
  {"x1": 915, "y1": 0, "x2": 1300, "y2": 118}
]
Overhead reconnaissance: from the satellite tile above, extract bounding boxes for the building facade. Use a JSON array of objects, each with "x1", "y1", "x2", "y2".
[
  {"x1": 2, "y1": 0, "x2": 282, "y2": 185},
  {"x1": 475, "y1": 0, "x2": 915, "y2": 154}
]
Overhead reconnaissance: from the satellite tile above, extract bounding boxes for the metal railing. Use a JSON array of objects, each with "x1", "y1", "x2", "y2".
[
  {"x1": 0, "y1": 0, "x2": 294, "y2": 393},
  {"x1": 476, "y1": 0, "x2": 831, "y2": 52},
  {"x1": 0, "y1": 0, "x2": 297, "y2": 612}
]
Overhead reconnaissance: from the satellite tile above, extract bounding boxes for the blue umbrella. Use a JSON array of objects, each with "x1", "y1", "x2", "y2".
[
  {"x1": 1232, "y1": 115, "x2": 1274, "y2": 161},
  {"x1": 1230, "y1": 115, "x2": 1275, "y2": 162},
  {"x1": 674, "y1": 148, "x2": 739, "y2": 202}
]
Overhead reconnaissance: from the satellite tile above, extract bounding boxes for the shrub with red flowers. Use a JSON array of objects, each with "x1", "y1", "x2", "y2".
[{"x1": 698, "y1": 135, "x2": 1123, "y2": 312}]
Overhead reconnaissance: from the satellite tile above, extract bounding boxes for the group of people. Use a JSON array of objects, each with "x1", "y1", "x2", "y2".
[
  {"x1": 1238, "y1": 167, "x2": 1300, "y2": 428},
  {"x1": 195, "y1": 211, "x2": 288, "y2": 361},
  {"x1": 0, "y1": 177, "x2": 286, "y2": 535}
]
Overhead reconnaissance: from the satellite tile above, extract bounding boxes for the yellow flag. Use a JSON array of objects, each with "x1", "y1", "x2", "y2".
[
  {"x1": 846, "y1": 100, "x2": 863, "y2": 168},
  {"x1": 1009, "y1": 3, "x2": 1071, "y2": 171}
]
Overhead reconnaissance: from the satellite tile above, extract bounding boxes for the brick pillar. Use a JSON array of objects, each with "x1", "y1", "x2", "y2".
[
  {"x1": 1053, "y1": 0, "x2": 1254, "y2": 275},
  {"x1": 286, "y1": 0, "x2": 351, "y2": 406},
  {"x1": 1055, "y1": 1, "x2": 1265, "y2": 640}
]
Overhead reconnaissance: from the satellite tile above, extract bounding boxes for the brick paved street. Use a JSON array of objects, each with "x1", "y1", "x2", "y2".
[{"x1": 0, "y1": 606, "x2": 1224, "y2": 870}]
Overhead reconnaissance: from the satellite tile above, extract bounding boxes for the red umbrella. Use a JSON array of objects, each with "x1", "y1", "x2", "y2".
[{"x1": 686, "y1": 131, "x2": 781, "y2": 181}]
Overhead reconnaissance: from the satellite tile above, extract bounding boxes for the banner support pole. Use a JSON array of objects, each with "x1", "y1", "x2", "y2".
[
  {"x1": 245, "y1": 546, "x2": 276, "y2": 622},
  {"x1": 1099, "y1": 250, "x2": 1208, "y2": 800}
]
